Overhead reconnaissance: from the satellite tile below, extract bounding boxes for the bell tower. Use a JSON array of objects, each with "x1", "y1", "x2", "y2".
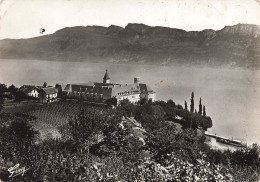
[{"x1": 103, "y1": 69, "x2": 110, "y2": 83}]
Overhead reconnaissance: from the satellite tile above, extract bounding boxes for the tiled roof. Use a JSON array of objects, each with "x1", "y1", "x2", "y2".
[
  {"x1": 64, "y1": 81, "x2": 155, "y2": 99},
  {"x1": 112, "y1": 84, "x2": 141, "y2": 97},
  {"x1": 72, "y1": 82, "x2": 95, "y2": 86},
  {"x1": 64, "y1": 84, "x2": 113, "y2": 98},
  {"x1": 19, "y1": 85, "x2": 41, "y2": 94},
  {"x1": 139, "y1": 83, "x2": 154, "y2": 94},
  {"x1": 94, "y1": 82, "x2": 117, "y2": 87},
  {"x1": 19, "y1": 85, "x2": 34, "y2": 91},
  {"x1": 42, "y1": 87, "x2": 58, "y2": 95}
]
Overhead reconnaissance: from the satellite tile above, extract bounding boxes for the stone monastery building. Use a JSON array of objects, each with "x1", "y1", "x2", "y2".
[{"x1": 64, "y1": 69, "x2": 156, "y2": 104}]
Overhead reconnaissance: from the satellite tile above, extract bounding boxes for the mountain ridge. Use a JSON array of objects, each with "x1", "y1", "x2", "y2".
[{"x1": 0, "y1": 23, "x2": 259, "y2": 68}]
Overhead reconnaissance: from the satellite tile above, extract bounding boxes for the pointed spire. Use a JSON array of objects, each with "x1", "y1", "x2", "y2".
[
  {"x1": 103, "y1": 69, "x2": 110, "y2": 80},
  {"x1": 103, "y1": 68, "x2": 110, "y2": 83}
]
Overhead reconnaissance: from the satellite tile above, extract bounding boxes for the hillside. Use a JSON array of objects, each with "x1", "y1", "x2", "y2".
[
  {"x1": 1, "y1": 99, "x2": 260, "y2": 181},
  {"x1": 0, "y1": 23, "x2": 260, "y2": 68}
]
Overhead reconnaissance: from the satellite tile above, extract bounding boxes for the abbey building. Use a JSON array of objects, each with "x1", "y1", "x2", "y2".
[{"x1": 64, "y1": 69, "x2": 156, "y2": 104}]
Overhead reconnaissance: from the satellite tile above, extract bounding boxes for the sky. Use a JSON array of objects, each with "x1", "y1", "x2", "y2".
[{"x1": 0, "y1": 0, "x2": 260, "y2": 39}]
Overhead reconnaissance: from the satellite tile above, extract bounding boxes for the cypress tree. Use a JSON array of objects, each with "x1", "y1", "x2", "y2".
[
  {"x1": 185, "y1": 100, "x2": 188, "y2": 110},
  {"x1": 199, "y1": 97, "x2": 202, "y2": 115},
  {"x1": 203, "y1": 105, "x2": 206, "y2": 116},
  {"x1": 190, "y1": 92, "x2": 194, "y2": 113}
]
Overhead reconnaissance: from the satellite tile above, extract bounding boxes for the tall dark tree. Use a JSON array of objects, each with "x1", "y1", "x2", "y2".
[
  {"x1": 203, "y1": 105, "x2": 206, "y2": 116},
  {"x1": 199, "y1": 97, "x2": 202, "y2": 115},
  {"x1": 7, "y1": 84, "x2": 18, "y2": 93},
  {"x1": 43, "y1": 82, "x2": 47, "y2": 88},
  {"x1": 167, "y1": 99, "x2": 176, "y2": 108},
  {"x1": 190, "y1": 92, "x2": 194, "y2": 113},
  {"x1": 184, "y1": 100, "x2": 188, "y2": 110},
  {"x1": 0, "y1": 84, "x2": 7, "y2": 94},
  {"x1": 14, "y1": 90, "x2": 27, "y2": 102}
]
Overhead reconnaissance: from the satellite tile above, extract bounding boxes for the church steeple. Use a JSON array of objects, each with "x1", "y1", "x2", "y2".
[{"x1": 103, "y1": 69, "x2": 110, "y2": 83}]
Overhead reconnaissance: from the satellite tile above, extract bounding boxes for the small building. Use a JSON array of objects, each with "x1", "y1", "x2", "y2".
[
  {"x1": 38, "y1": 87, "x2": 58, "y2": 103},
  {"x1": 205, "y1": 132, "x2": 244, "y2": 152},
  {"x1": 19, "y1": 85, "x2": 41, "y2": 98}
]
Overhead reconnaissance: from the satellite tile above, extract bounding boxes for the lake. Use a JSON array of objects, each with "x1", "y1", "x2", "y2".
[{"x1": 1, "y1": 59, "x2": 260, "y2": 145}]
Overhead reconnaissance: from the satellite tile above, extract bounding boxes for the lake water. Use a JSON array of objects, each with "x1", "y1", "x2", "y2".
[{"x1": 1, "y1": 59, "x2": 260, "y2": 145}]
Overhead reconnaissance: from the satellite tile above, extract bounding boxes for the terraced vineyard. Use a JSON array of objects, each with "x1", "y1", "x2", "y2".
[
  {"x1": 2, "y1": 102, "x2": 43, "y2": 114},
  {"x1": 26, "y1": 101, "x2": 110, "y2": 140}
]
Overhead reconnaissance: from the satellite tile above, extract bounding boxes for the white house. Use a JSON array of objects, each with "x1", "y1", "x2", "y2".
[
  {"x1": 39, "y1": 87, "x2": 58, "y2": 103},
  {"x1": 19, "y1": 85, "x2": 40, "y2": 98}
]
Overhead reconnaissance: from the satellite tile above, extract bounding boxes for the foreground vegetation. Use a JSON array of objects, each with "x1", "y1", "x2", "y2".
[
  {"x1": 0, "y1": 83, "x2": 260, "y2": 181},
  {"x1": 0, "y1": 100, "x2": 259, "y2": 181}
]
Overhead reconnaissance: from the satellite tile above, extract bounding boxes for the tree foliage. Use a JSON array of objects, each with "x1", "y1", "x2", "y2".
[
  {"x1": 199, "y1": 98, "x2": 202, "y2": 115},
  {"x1": 119, "y1": 99, "x2": 137, "y2": 117},
  {"x1": 140, "y1": 98, "x2": 147, "y2": 105},
  {"x1": 185, "y1": 100, "x2": 188, "y2": 110},
  {"x1": 105, "y1": 97, "x2": 117, "y2": 107},
  {"x1": 145, "y1": 122, "x2": 207, "y2": 164},
  {"x1": 99, "y1": 120, "x2": 143, "y2": 163},
  {"x1": 68, "y1": 108, "x2": 120, "y2": 142},
  {"x1": 14, "y1": 90, "x2": 28, "y2": 102},
  {"x1": 135, "y1": 104, "x2": 165, "y2": 132},
  {"x1": 203, "y1": 105, "x2": 206, "y2": 116},
  {"x1": 0, "y1": 83, "x2": 7, "y2": 94},
  {"x1": 0, "y1": 113, "x2": 38, "y2": 164},
  {"x1": 190, "y1": 92, "x2": 194, "y2": 113},
  {"x1": 175, "y1": 109, "x2": 212, "y2": 129},
  {"x1": 7, "y1": 84, "x2": 18, "y2": 93},
  {"x1": 43, "y1": 82, "x2": 47, "y2": 88}
]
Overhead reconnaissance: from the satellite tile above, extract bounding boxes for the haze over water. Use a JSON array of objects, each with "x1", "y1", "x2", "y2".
[{"x1": 1, "y1": 59, "x2": 260, "y2": 145}]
